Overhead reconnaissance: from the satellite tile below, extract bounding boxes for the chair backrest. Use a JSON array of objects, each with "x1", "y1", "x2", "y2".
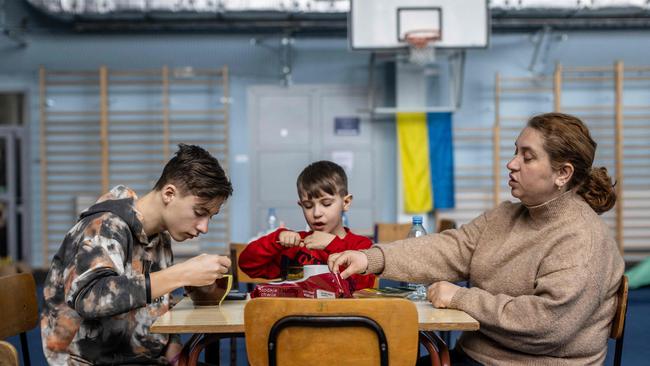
[
  {"x1": 0, "y1": 273, "x2": 38, "y2": 366},
  {"x1": 0, "y1": 340, "x2": 19, "y2": 366},
  {"x1": 230, "y1": 243, "x2": 279, "y2": 287},
  {"x1": 437, "y1": 219, "x2": 456, "y2": 233},
  {"x1": 374, "y1": 223, "x2": 411, "y2": 243},
  {"x1": 244, "y1": 298, "x2": 419, "y2": 366},
  {"x1": 609, "y1": 275, "x2": 629, "y2": 366},
  {"x1": 0, "y1": 273, "x2": 38, "y2": 339}
]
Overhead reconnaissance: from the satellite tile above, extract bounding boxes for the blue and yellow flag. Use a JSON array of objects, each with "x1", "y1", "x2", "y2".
[{"x1": 397, "y1": 112, "x2": 455, "y2": 213}]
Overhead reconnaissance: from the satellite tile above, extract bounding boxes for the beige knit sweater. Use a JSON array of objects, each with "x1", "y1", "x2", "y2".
[{"x1": 365, "y1": 192, "x2": 624, "y2": 365}]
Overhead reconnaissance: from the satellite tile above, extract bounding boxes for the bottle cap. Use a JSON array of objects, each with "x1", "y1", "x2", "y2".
[{"x1": 412, "y1": 216, "x2": 423, "y2": 225}]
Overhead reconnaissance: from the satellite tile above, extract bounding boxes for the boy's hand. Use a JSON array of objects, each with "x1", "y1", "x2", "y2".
[
  {"x1": 303, "y1": 231, "x2": 335, "y2": 250},
  {"x1": 181, "y1": 254, "x2": 231, "y2": 287},
  {"x1": 278, "y1": 230, "x2": 303, "y2": 247}
]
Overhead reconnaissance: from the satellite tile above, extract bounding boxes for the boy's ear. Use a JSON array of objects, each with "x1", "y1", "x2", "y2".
[
  {"x1": 342, "y1": 194, "x2": 353, "y2": 211},
  {"x1": 161, "y1": 184, "x2": 177, "y2": 205}
]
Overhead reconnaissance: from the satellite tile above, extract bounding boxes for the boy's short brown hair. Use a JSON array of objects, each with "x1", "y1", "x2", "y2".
[
  {"x1": 153, "y1": 144, "x2": 233, "y2": 200},
  {"x1": 296, "y1": 160, "x2": 348, "y2": 199}
]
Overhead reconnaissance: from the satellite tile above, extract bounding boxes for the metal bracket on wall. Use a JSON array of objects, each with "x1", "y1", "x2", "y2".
[
  {"x1": 528, "y1": 26, "x2": 567, "y2": 74},
  {"x1": 250, "y1": 33, "x2": 295, "y2": 86},
  {"x1": 0, "y1": 0, "x2": 27, "y2": 47}
]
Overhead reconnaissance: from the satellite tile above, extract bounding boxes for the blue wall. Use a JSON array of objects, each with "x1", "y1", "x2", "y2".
[{"x1": 2, "y1": 12, "x2": 650, "y2": 266}]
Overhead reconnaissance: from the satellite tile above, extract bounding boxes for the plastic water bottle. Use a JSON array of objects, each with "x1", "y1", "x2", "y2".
[
  {"x1": 267, "y1": 208, "x2": 278, "y2": 231},
  {"x1": 407, "y1": 216, "x2": 428, "y2": 301},
  {"x1": 342, "y1": 212, "x2": 349, "y2": 228},
  {"x1": 408, "y1": 216, "x2": 427, "y2": 238}
]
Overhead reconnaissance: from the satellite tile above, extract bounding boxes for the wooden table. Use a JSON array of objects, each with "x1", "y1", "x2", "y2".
[
  {"x1": 152, "y1": 297, "x2": 478, "y2": 365},
  {"x1": 152, "y1": 297, "x2": 479, "y2": 334}
]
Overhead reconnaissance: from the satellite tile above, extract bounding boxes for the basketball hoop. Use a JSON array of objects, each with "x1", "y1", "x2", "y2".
[{"x1": 405, "y1": 29, "x2": 440, "y2": 66}]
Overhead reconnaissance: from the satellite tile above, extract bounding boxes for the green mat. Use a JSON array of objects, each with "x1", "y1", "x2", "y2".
[{"x1": 626, "y1": 256, "x2": 650, "y2": 289}]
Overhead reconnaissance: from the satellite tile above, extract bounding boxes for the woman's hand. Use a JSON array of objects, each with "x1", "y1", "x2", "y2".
[
  {"x1": 303, "y1": 231, "x2": 335, "y2": 250},
  {"x1": 328, "y1": 250, "x2": 368, "y2": 279},
  {"x1": 427, "y1": 281, "x2": 461, "y2": 308}
]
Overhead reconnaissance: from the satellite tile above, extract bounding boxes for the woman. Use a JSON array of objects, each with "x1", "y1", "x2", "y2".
[{"x1": 329, "y1": 113, "x2": 624, "y2": 365}]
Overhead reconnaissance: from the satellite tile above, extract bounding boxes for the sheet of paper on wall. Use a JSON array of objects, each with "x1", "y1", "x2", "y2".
[
  {"x1": 334, "y1": 116, "x2": 360, "y2": 136},
  {"x1": 331, "y1": 150, "x2": 354, "y2": 174}
]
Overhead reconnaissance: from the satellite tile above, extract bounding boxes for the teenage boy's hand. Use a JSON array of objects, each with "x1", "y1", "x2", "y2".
[
  {"x1": 278, "y1": 230, "x2": 303, "y2": 247},
  {"x1": 303, "y1": 231, "x2": 335, "y2": 250},
  {"x1": 181, "y1": 254, "x2": 231, "y2": 287}
]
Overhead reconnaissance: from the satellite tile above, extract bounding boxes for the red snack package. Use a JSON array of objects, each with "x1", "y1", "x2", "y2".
[{"x1": 251, "y1": 272, "x2": 353, "y2": 299}]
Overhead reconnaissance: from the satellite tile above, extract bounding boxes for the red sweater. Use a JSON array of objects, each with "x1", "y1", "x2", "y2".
[{"x1": 239, "y1": 228, "x2": 375, "y2": 291}]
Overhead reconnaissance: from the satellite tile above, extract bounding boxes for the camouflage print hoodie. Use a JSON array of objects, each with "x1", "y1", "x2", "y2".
[{"x1": 41, "y1": 185, "x2": 180, "y2": 365}]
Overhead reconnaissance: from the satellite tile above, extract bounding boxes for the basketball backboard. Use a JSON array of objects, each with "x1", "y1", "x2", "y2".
[{"x1": 350, "y1": 0, "x2": 489, "y2": 50}]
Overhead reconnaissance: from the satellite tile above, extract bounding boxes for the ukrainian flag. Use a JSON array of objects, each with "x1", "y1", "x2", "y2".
[{"x1": 397, "y1": 112, "x2": 455, "y2": 213}]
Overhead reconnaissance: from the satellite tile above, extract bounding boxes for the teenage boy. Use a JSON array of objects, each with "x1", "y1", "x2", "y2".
[
  {"x1": 239, "y1": 160, "x2": 375, "y2": 290},
  {"x1": 41, "y1": 144, "x2": 233, "y2": 365}
]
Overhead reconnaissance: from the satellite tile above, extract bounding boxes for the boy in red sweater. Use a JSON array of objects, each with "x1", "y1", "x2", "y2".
[{"x1": 239, "y1": 160, "x2": 375, "y2": 290}]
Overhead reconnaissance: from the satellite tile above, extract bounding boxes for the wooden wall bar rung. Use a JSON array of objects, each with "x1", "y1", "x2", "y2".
[
  {"x1": 562, "y1": 105, "x2": 613, "y2": 111},
  {"x1": 500, "y1": 76, "x2": 551, "y2": 82},
  {"x1": 110, "y1": 70, "x2": 161, "y2": 76},
  {"x1": 47, "y1": 71, "x2": 98, "y2": 76},
  {"x1": 624, "y1": 66, "x2": 650, "y2": 72},
  {"x1": 169, "y1": 79, "x2": 221, "y2": 85},
  {"x1": 47, "y1": 111, "x2": 101, "y2": 116},
  {"x1": 499, "y1": 87, "x2": 553, "y2": 93},
  {"x1": 110, "y1": 119, "x2": 164, "y2": 124},
  {"x1": 46, "y1": 80, "x2": 100, "y2": 86},
  {"x1": 46, "y1": 140, "x2": 101, "y2": 146},
  {"x1": 109, "y1": 80, "x2": 163, "y2": 85},
  {"x1": 169, "y1": 109, "x2": 226, "y2": 115},
  {"x1": 110, "y1": 110, "x2": 163, "y2": 116},
  {"x1": 109, "y1": 140, "x2": 166, "y2": 146},
  {"x1": 44, "y1": 120, "x2": 100, "y2": 126},
  {"x1": 168, "y1": 139, "x2": 227, "y2": 145},
  {"x1": 167, "y1": 119, "x2": 226, "y2": 124},
  {"x1": 563, "y1": 76, "x2": 613, "y2": 82},
  {"x1": 110, "y1": 149, "x2": 163, "y2": 156},
  {"x1": 563, "y1": 66, "x2": 613, "y2": 72},
  {"x1": 623, "y1": 76, "x2": 650, "y2": 81}
]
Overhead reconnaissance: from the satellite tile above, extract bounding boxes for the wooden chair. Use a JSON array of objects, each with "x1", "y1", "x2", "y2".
[
  {"x1": 244, "y1": 297, "x2": 430, "y2": 366},
  {"x1": 436, "y1": 218, "x2": 456, "y2": 233},
  {"x1": 374, "y1": 223, "x2": 411, "y2": 243},
  {"x1": 0, "y1": 341, "x2": 19, "y2": 366},
  {"x1": 0, "y1": 273, "x2": 38, "y2": 366},
  {"x1": 610, "y1": 275, "x2": 629, "y2": 366}
]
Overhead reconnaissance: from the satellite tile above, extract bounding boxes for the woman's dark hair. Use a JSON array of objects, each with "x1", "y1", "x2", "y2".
[
  {"x1": 297, "y1": 160, "x2": 348, "y2": 199},
  {"x1": 153, "y1": 144, "x2": 233, "y2": 200},
  {"x1": 527, "y1": 113, "x2": 616, "y2": 214}
]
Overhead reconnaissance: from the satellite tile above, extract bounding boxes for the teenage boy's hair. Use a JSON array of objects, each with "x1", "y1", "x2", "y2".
[
  {"x1": 153, "y1": 144, "x2": 233, "y2": 199},
  {"x1": 296, "y1": 160, "x2": 348, "y2": 199}
]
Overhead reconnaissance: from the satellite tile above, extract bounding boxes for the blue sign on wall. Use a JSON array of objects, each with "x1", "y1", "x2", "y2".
[{"x1": 334, "y1": 117, "x2": 360, "y2": 136}]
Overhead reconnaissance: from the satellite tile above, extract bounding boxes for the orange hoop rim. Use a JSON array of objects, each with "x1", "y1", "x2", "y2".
[{"x1": 405, "y1": 29, "x2": 441, "y2": 49}]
